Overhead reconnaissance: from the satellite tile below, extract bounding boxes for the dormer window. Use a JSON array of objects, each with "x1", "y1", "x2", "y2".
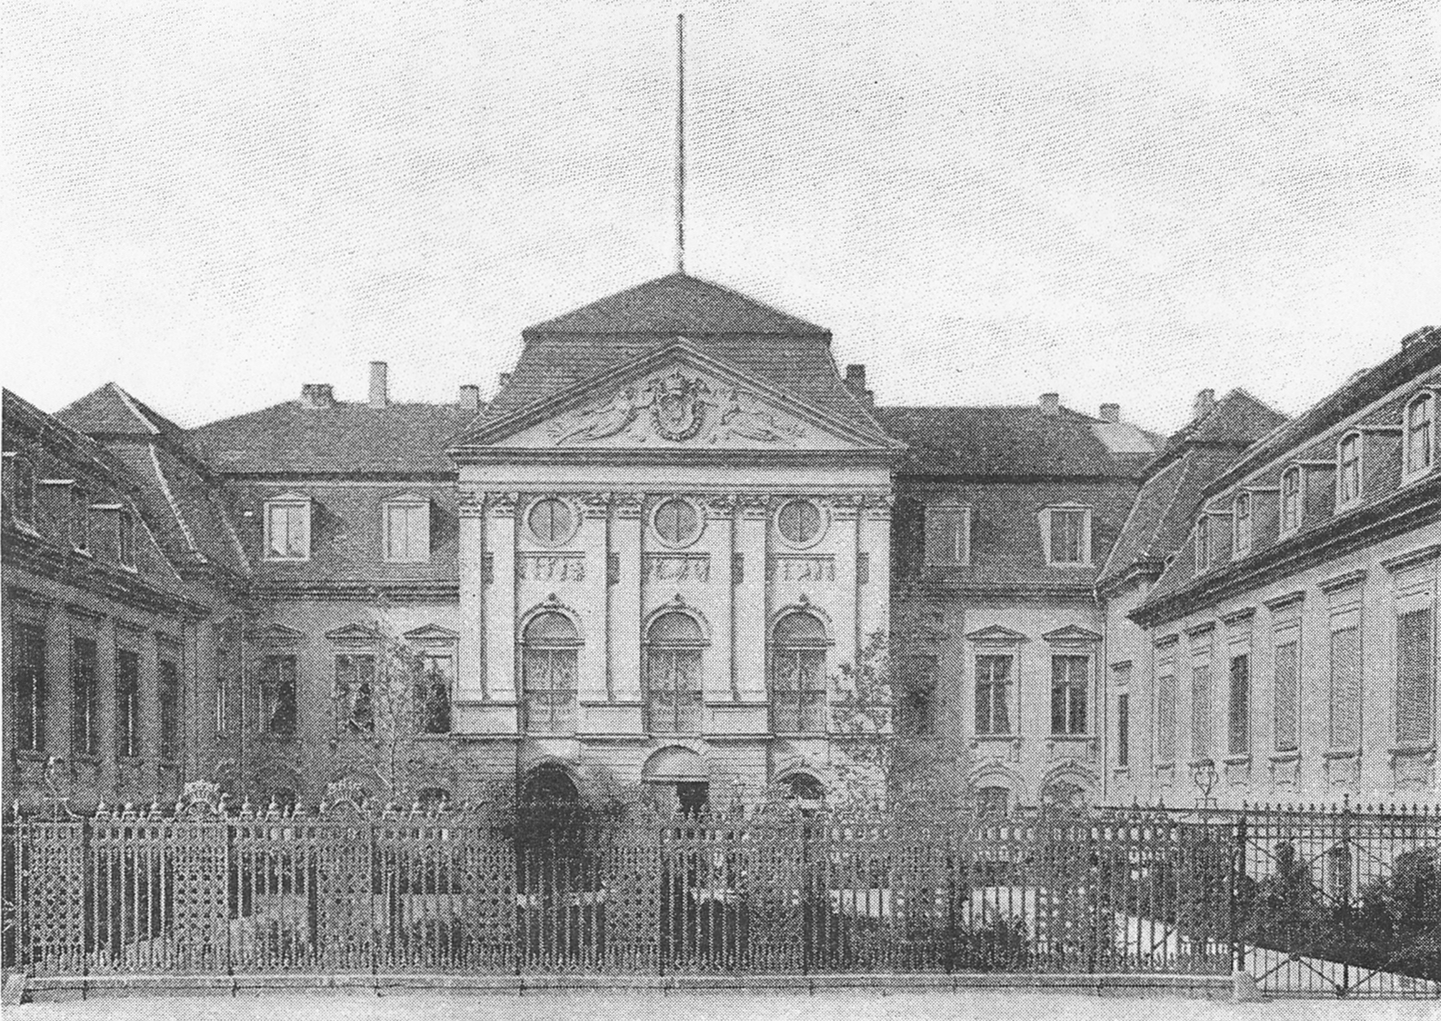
[
  {"x1": 1280, "y1": 467, "x2": 1302, "y2": 535},
  {"x1": 1232, "y1": 492, "x2": 1252, "y2": 557},
  {"x1": 118, "y1": 508, "x2": 135, "y2": 569},
  {"x1": 264, "y1": 495, "x2": 311, "y2": 561},
  {"x1": 1337, "y1": 432, "x2": 1362, "y2": 507},
  {"x1": 1041, "y1": 505, "x2": 1091, "y2": 566},
  {"x1": 1405, "y1": 392, "x2": 1435, "y2": 479},
  {"x1": 383, "y1": 494, "x2": 430, "y2": 563},
  {"x1": 70, "y1": 486, "x2": 90, "y2": 552},
  {"x1": 924, "y1": 503, "x2": 970, "y2": 566},
  {"x1": 11, "y1": 454, "x2": 35, "y2": 527},
  {"x1": 1195, "y1": 515, "x2": 1211, "y2": 571}
]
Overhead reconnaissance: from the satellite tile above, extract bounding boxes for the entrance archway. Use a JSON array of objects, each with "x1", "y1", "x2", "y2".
[{"x1": 642, "y1": 746, "x2": 710, "y2": 815}]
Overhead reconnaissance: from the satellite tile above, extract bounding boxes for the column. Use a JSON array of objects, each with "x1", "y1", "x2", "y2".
[
  {"x1": 484, "y1": 493, "x2": 518, "y2": 702},
  {"x1": 457, "y1": 490, "x2": 486, "y2": 701},
  {"x1": 734, "y1": 495, "x2": 770, "y2": 702},
  {"x1": 831, "y1": 496, "x2": 861, "y2": 674},
  {"x1": 705, "y1": 495, "x2": 736, "y2": 702},
  {"x1": 610, "y1": 493, "x2": 644, "y2": 703},
  {"x1": 857, "y1": 494, "x2": 892, "y2": 648},
  {"x1": 578, "y1": 493, "x2": 611, "y2": 705}
]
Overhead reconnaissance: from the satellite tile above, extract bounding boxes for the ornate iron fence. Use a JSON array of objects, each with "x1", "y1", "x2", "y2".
[{"x1": 2, "y1": 793, "x2": 1437, "y2": 997}]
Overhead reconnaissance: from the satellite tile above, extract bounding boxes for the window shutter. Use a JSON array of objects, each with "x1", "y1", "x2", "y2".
[
  {"x1": 1329, "y1": 626, "x2": 1361, "y2": 749},
  {"x1": 1191, "y1": 664, "x2": 1212, "y2": 760},
  {"x1": 1273, "y1": 641, "x2": 1299, "y2": 752},
  {"x1": 1396, "y1": 608, "x2": 1434, "y2": 746},
  {"x1": 1157, "y1": 671, "x2": 1176, "y2": 762}
]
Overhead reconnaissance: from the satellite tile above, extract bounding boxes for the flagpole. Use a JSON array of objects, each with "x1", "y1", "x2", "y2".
[{"x1": 675, "y1": 12, "x2": 686, "y2": 274}]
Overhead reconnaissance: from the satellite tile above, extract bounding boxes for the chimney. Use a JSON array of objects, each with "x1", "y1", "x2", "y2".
[
  {"x1": 1039, "y1": 392, "x2": 1060, "y2": 416},
  {"x1": 300, "y1": 384, "x2": 335, "y2": 409},
  {"x1": 1193, "y1": 388, "x2": 1216, "y2": 421},
  {"x1": 844, "y1": 364, "x2": 874, "y2": 406},
  {"x1": 1099, "y1": 403, "x2": 1120, "y2": 423},
  {"x1": 458, "y1": 384, "x2": 481, "y2": 412},
  {"x1": 497, "y1": 372, "x2": 512, "y2": 391},
  {"x1": 369, "y1": 361, "x2": 389, "y2": 409}
]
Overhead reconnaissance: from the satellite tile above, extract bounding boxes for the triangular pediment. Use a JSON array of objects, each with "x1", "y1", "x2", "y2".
[
  {"x1": 249, "y1": 623, "x2": 306, "y2": 644},
  {"x1": 1042, "y1": 625, "x2": 1103, "y2": 644},
  {"x1": 455, "y1": 339, "x2": 895, "y2": 455},
  {"x1": 965, "y1": 624, "x2": 1029, "y2": 644},
  {"x1": 325, "y1": 622, "x2": 381, "y2": 643},
  {"x1": 404, "y1": 624, "x2": 459, "y2": 642}
]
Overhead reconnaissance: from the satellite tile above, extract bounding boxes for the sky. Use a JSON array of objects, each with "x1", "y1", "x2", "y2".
[{"x1": 2, "y1": 0, "x2": 1438, "y2": 434}]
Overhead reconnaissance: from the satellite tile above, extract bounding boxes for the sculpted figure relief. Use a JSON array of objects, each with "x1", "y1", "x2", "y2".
[{"x1": 546, "y1": 373, "x2": 805, "y2": 446}]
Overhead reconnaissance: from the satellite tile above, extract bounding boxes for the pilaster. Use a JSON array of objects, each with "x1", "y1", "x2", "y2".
[
  {"x1": 457, "y1": 491, "x2": 486, "y2": 701},
  {"x1": 578, "y1": 493, "x2": 611, "y2": 706},
  {"x1": 611, "y1": 493, "x2": 644, "y2": 703},
  {"x1": 735, "y1": 495, "x2": 770, "y2": 702},
  {"x1": 484, "y1": 493, "x2": 518, "y2": 703}
]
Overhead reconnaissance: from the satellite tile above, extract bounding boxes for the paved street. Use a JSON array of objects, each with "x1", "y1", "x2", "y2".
[{"x1": 16, "y1": 989, "x2": 1441, "y2": 1021}]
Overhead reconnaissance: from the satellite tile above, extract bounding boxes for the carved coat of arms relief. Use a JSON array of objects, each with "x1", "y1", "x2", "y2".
[{"x1": 546, "y1": 369, "x2": 806, "y2": 447}]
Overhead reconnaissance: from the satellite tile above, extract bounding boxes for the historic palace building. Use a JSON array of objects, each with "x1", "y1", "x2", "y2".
[{"x1": 4, "y1": 271, "x2": 1438, "y2": 812}]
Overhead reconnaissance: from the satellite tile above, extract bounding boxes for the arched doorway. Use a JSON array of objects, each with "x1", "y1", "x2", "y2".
[{"x1": 642, "y1": 746, "x2": 710, "y2": 815}]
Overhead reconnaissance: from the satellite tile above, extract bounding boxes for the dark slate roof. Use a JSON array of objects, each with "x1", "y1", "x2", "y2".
[
  {"x1": 1097, "y1": 390, "x2": 1288, "y2": 590},
  {"x1": 475, "y1": 273, "x2": 880, "y2": 436},
  {"x1": 877, "y1": 406, "x2": 1159, "y2": 479},
  {"x1": 191, "y1": 401, "x2": 481, "y2": 474},
  {"x1": 57, "y1": 382, "x2": 191, "y2": 445},
  {"x1": 1204, "y1": 327, "x2": 1440, "y2": 495},
  {"x1": 52, "y1": 383, "x2": 249, "y2": 575},
  {"x1": 525, "y1": 272, "x2": 828, "y2": 336}
]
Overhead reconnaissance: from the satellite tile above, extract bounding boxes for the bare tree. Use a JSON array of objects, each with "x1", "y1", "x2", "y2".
[{"x1": 830, "y1": 628, "x2": 965, "y2": 810}]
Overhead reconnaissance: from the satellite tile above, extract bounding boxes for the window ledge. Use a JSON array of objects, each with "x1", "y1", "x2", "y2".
[
  {"x1": 117, "y1": 756, "x2": 145, "y2": 766},
  {"x1": 1048, "y1": 733, "x2": 1095, "y2": 742},
  {"x1": 12, "y1": 520, "x2": 41, "y2": 537},
  {"x1": 1388, "y1": 743, "x2": 1436, "y2": 757},
  {"x1": 413, "y1": 733, "x2": 452, "y2": 742},
  {"x1": 11, "y1": 749, "x2": 48, "y2": 762},
  {"x1": 1269, "y1": 749, "x2": 1301, "y2": 763},
  {"x1": 1322, "y1": 747, "x2": 1361, "y2": 760},
  {"x1": 1222, "y1": 753, "x2": 1252, "y2": 766},
  {"x1": 70, "y1": 753, "x2": 101, "y2": 765},
  {"x1": 262, "y1": 556, "x2": 310, "y2": 563},
  {"x1": 522, "y1": 731, "x2": 581, "y2": 739},
  {"x1": 972, "y1": 733, "x2": 1017, "y2": 742},
  {"x1": 71, "y1": 547, "x2": 92, "y2": 558},
  {"x1": 772, "y1": 731, "x2": 828, "y2": 739},
  {"x1": 1111, "y1": 766, "x2": 1131, "y2": 777}
]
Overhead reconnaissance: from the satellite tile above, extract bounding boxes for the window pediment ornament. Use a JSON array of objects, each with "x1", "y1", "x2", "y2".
[
  {"x1": 1042, "y1": 625, "x2": 1102, "y2": 645},
  {"x1": 325, "y1": 623, "x2": 380, "y2": 643},
  {"x1": 404, "y1": 624, "x2": 460, "y2": 643},
  {"x1": 965, "y1": 624, "x2": 1028, "y2": 645},
  {"x1": 250, "y1": 623, "x2": 306, "y2": 644}
]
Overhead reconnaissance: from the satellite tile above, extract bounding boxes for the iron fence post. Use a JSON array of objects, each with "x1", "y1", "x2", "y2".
[
  {"x1": 1340, "y1": 794, "x2": 1352, "y2": 998},
  {"x1": 1231, "y1": 808, "x2": 1246, "y2": 977}
]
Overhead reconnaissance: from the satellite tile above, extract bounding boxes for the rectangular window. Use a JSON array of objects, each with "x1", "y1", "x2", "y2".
[
  {"x1": 264, "y1": 501, "x2": 310, "y2": 560},
  {"x1": 12, "y1": 622, "x2": 46, "y2": 752},
  {"x1": 416, "y1": 651, "x2": 453, "y2": 735},
  {"x1": 1228, "y1": 653, "x2": 1251, "y2": 756},
  {"x1": 1338, "y1": 434, "x2": 1362, "y2": 506},
  {"x1": 1156, "y1": 668, "x2": 1177, "y2": 762},
  {"x1": 1406, "y1": 396, "x2": 1434, "y2": 477},
  {"x1": 1233, "y1": 495, "x2": 1251, "y2": 556},
  {"x1": 158, "y1": 655, "x2": 180, "y2": 761},
  {"x1": 1273, "y1": 639, "x2": 1299, "y2": 753},
  {"x1": 1050, "y1": 655, "x2": 1088, "y2": 735},
  {"x1": 898, "y1": 655, "x2": 937, "y2": 736},
  {"x1": 772, "y1": 648, "x2": 827, "y2": 734},
  {"x1": 12, "y1": 456, "x2": 36, "y2": 526},
  {"x1": 1191, "y1": 662, "x2": 1212, "y2": 761},
  {"x1": 1329, "y1": 625, "x2": 1362, "y2": 749},
  {"x1": 117, "y1": 508, "x2": 135, "y2": 568},
  {"x1": 71, "y1": 636, "x2": 98, "y2": 755},
  {"x1": 115, "y1": 648, "x2": 141, "y2": 757},
  {"x1": 259, "y1": 654, "x2": 297, "y2": 735},
  {"x1": 1281, "y1": 469, "x2": 1301, "y2": 533},
  {"x1": 1049, "y1": 509, "x2": 1087, "y2": 565},
  {"x1": 1396, "y1": 607, "x2": 1435, "y2": 746},
  {"x1": 384, "y1": 501, "x2": 430, "y2": 562},
  {"x1": 856, "y1": 552, "x2": 870, "y2": 585},
  {"x1": 974, "y1": 654, "x2": 1013, "y2": 736},
  {"x1": 335, "y1": 653, "x2": 376, "y2": 734},
  {"x1": 523, "y1": 646, "x2": 578, "y2": 735},
  {"x1": 70, "y1": 486, "x2": 90, "y2": 551},
  {"x1": 1117, "y1": 693, "x2": 1130, "y2": 768},
  {"x1": 924, "y1": 505, "x2": 969, "y2": 565}
]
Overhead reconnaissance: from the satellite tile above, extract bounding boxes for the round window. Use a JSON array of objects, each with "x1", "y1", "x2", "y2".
[
  {"x1": 527, "y1": 497, "x2": 575, "y2": 545},
  {"x1": 776, "y1": 498, "x2": 824, "y2": 547},
  {"x1": 652, "y1": 497, "x2": 702, "y2": 547}
]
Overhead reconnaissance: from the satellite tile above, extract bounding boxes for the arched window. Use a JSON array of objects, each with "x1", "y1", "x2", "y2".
[
  {"x1": 771, "y1": 612, "x2": 828, "y2": 733},
  {"x1": 1406, "y1": 393, "x2": 1435, "y2": 477},
  {"x1": 522, "y1": 611, "x2": 579, "y2": 734},
  {"x1": 644, "y1": 611, "x2": 704, "y2": 734}
]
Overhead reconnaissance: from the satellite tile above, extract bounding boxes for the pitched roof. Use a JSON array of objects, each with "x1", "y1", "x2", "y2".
[
  {"x1": 191, "y1": 400, "x2": 481, "y2": 474},
  {"x1": 524, "y1": 272, "x2": 828, "y2": 336},
  {"x1": 57, "y1": 383, "x2": 191, "y2": 446},
  {"x1": 1096, "y1": 390, "x2": 1287, "y2": 590},
  {"x1": 478, "y1": 274, "x2": 880, "y2": 435},
  {"x1": 877, "y1": 406, "x2": 1159, "y2": 479}
]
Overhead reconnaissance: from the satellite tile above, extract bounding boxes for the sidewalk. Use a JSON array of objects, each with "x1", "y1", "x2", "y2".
[{"x1": 14, "y1": 988, "x2": 1440, "y2": 1021}]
